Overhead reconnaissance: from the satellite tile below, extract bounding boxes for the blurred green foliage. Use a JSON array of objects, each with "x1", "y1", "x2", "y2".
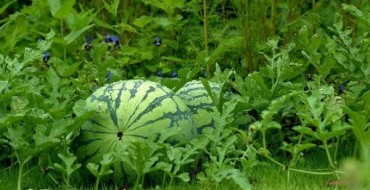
[{"x1": 1, "y1": 0, "x2": 370, "y2": 189}]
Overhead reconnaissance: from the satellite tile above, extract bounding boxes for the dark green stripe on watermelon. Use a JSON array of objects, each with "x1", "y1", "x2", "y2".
[{"x1": 176, "y1": 80, "x2": 220, "y2": 132}]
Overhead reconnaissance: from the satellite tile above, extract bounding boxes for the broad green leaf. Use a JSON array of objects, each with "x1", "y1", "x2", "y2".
[
  {"x1": 341, "y1": 3, "x2": 363, "y2": 18},
  {"x1": 309, "y1": 33, "x2": 322, "y2": 52},
  {"x1": 33, "y1": 125, "x2": 60, "y2": 146},
  {"x1": 153, "y1": 161, "x2": 172, "y2": 173},
  {"x1": 177, "y1": 172, "x2": 190, "y2": 182},
  {"x1": 298, "y1": 26, "x2": 309, "y2": 45},
  {"x1": 48, "y1": 0, "x2": 76, "y2": 19},
  {"x1": 48, "y1": 0, "x2": 60, "y2": 17},
  {"x1": 293, "y1": 126, "x2": 316, "y2": 137},
  {"x1": 0, "y1": 114, "x2": 25, "y2": 132},
  {"x1": 343, "y1": 107, "x2": 370, "y2": 148},
  {"x1": 228, "y1": 169, "x2": 251, "y2": 190},
  {"x1": 133, "y1": 15, "x2": 152, "y2": 28},
  {"x1": 64, "y1": 24, "x2": 95, "y2": 44}
]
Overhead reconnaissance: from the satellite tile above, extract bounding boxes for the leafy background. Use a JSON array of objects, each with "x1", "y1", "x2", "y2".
[{"x1": 0, "y1": 0, "x2": 370, "y2": 189}]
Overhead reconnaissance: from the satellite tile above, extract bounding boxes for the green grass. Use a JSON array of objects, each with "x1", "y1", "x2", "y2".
[
  {"x1": 251, "y1": 161, "x2": 342, "y2": 190},
  {"x1": 1, "y1": 149, "x2": 367, "y2": 190}
]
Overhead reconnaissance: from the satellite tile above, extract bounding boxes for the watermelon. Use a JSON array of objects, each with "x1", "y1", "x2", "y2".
[
  {"x1": 77, "y1": 80, "x2": 197, "y2": 164},
  {"x1": 176, "y1": 80, "x2": 220, "y2": 133}
]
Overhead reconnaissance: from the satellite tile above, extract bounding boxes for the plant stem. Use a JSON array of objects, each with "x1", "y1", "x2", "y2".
[
  {"x1": 287, "y1": 169, "x2": 290, "y2": 190},
  {"x1": 323, "y1": 138, "x2": 336, "y2": 169},
  {"x1": 169, "y1": 176, "x2": 174, "y2": 188},
  {"x1": 47, "y1": 173, "x2": 60, "y2": 186},
  {"x1": 251, "y1": 146, "x2": 344, "y2": 175},
  {"x1": 94, "y1": 177, "x2": 100, "y2": 190},
  {"x1": 66, "y1": 174, "x2": 70, "y2": 190},
  {"x1": 333, "y1": 137, "x2": 340, "y2": 165},
  {"x1": 203, "y1": 0, "x2": 209, "y2": 77},
  {"x1": 262, "y1": 131, "x2": 267, "y2": 149},
  {"x1": 134, "y1": 174, "x2": 141, "y2": 190},
  {"x1": 17, "y1": 162, "x2": 23, "y2": 190},
  {"x1": 60, "y1": 19, "x2": 66, "y2": 61}
]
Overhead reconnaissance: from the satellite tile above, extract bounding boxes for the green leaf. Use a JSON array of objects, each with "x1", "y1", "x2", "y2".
[
  {"x1": 53, "y1": 152, "x2": 81, "y2": 176},
  {"x1": 10, "y1": 96, "x2": 29, "y2": 113},
  {"x1": 341, "y1": 3, "x2": 363, "y2": 18},
  {"x1": 64, "y1": 24, "x2": 95, "y2": 44},
  {"x1": 48, "y1": 0, "x2": 61, "y2": 17},
  {"x1": 228, "y1": 169, "x2": 252, "y2": 190},
  {"x1": 103, "y1": 0, "x2": 120, "y2": 17},
  {"x1": 33, "y1": 125, "x2": 60, "y2": 147},
  {"x1": 0, "y1": 0, "x2": 16, "y2": 15},
  {"x1": 293, "y1": 126, "x2": 316, "y2": 137},
  {"x1": 343, "y1": 107, "x2": 370, "y2": 148},
  {"x1": 298, "y1": 26, "x2": 309, "y2": 45},
  {"x1": 177, "y1": 172, "x2": 190, "y2": 182},
  {"x1": 48, "y1": 0, "x2": 76, "y2": 19},
  {"x1": 86, "y1": 163, "x2": 99, "y2": 177},
  {"x1": 133, "y1": 15, "x2": 152, "y2": 28},
  {"x1": 308, "y1": 33, "x2": 322, "y2": 52}
]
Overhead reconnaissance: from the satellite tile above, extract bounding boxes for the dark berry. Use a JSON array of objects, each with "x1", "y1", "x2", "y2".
[
  {"x1": 43, "y1": 51, "x2": 50, "y2": 63},
  {"x1": 117, "y1": 131, "x2": 123, "y2": 140},
  {"x1": 84, "y1": 36, "x2": 93, "y2": 51},
  {"x1": 156, "y1": 69, "x2": 163, "y2": 77},
  {"x1": 154, "y1": 36, "x2": 161, "y2": 46},
  {"x1": 338, "y1": 84, "x2": 345, "y2": 94},
  {"x1": 171, "y1": 71, "x2": 177, "y2": 78},
  {"x1": 105, "y1": 71, "x2": 113, "y2": 83}
]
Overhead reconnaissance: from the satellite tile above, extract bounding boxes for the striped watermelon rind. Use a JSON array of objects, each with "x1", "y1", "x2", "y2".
[
  {"x1": 77, "y1": 80, "x2": 197, "y2": 164},
  {"x1": 176, "y1": 80, "x2": 220, "y2": 133}
]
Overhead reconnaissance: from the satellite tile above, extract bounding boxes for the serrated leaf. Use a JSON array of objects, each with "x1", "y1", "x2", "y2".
[
  {"x1": 10, "y1": 96, "x2": 29, "y2": 113},
  {"x1": 86, "y1": 163, "x2": 99, "y2": 177},
  {"x1": 54, "y1": 152, "x2": 81, "y2": 175},
  {"x1": 293, "y1": 126, "x2": 316, "y2": 137}
]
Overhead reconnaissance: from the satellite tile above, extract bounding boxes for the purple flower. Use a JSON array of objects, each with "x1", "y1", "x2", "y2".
[
  {"x1": 111, "y1": 35, "x2": 120, "y2": 47},
  {"x1": 154, "y1": 36, "x2": 161, "y2": 46},
  {"x1": 43, "y1": 51, "x2": 50, "y2": 63},
  {"x1": 85, "y1": 36, "x2": 93, "y2": 51},
  {"x1": 105, "y1": 34, "x2": 112, "y2": 43},
  {"x1": 156, "y1": 69, "x2": 163, "y2": 77},
  {"x1": 339, "y1": 84, "x2": 345, "y2": 94}
]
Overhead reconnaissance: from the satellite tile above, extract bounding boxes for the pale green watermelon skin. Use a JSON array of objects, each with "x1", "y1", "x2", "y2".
[
  {"x1": 77, "y1": 80, "x2": 197, "y2": 163},
  {"x1": 176, "y1": 80, "x2": 220, "y2": 132}
]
